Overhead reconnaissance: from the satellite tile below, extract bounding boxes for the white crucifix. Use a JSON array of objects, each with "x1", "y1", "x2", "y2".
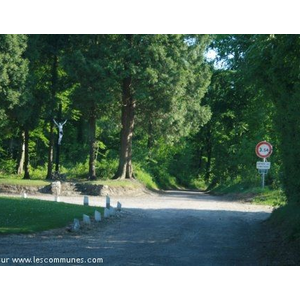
[{"x1": 53, "y1": 119, "x2": 67, "y2": 145}]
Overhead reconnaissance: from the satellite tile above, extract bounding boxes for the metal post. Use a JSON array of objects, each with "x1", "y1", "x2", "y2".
[
  {"x1": 55, "y1": 103, "x2": 62, "y2": 175},
  {"x1": 262, "y1": 158, "x2": 266, "y2": 189},
  {"x1": 55, "y1": 143, "x2": 60, "y2": 173}
]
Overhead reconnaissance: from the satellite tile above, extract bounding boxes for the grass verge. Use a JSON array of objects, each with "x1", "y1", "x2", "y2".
[
  {"x1": 134, "y1": 168, "x2": 159, "y2": 190},
  {"x1": 0, "y1": 178, "x2": 50, "y2": 187},
  {"x1": 0, "y1": 196, "x2": 103, "y2": 234},
  {"x1": 260, "y1": 203, "x2": 300, "y2": 265},
  {"x1": 252, "y1": 189, "x2": 286, "y2": 207},
  {"x1": 269, "y1": 204, "x2": 300, "y2": 242},
  {"x1": 211, "y1": 182, "x2": 286, "y2": 207}
]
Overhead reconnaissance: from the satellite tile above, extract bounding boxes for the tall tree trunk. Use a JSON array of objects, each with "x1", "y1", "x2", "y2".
[
  {"x1": 114, "y1": 76, "x2": 135, "y2": 179},
  {"x1": 17, "y1": 131, "x2": 25, "y2": 175},
  {"x1": 89, "y1": 110, "x2": 97, "y2": 180},
  {"x1": 9, "y1": 138, "x2": 14, "y2": 158},
  {"x1": 77, "y1": 117, "x2": 84, "y2": 143},
  {"x1": 198, "y1": 147, "x2": 203, "y2": 171},
  {"x1": 23, "y1": 128, "x2": 30, "y2": 179},
  {"x1": 55, "y1": 138, "x2": 60, "y2": 173},
  {"x1": 205, "y1": 125, "x2": 212, "y2": 182},
  {"x1": 147, "y1": 119, "x2": 154, "y2": 155},
  {"x1": 46, "y1": 122, "x2": 54, "y2": 179},
  {"x1": 46, "y1": 52, "x2": 58, "y2": 179}
]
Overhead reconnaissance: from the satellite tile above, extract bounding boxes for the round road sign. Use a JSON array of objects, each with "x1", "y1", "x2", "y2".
[{"x1": 255, "y1": 141, "x2": 273, "y2": 158}]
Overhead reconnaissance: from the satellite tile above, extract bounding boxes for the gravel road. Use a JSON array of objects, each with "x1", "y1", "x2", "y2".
[{"x1": 0, "y1": 190, "x2": 272, "y2": 266}]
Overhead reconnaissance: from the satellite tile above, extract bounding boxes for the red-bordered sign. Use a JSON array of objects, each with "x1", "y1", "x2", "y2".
[{"x1": 255, "y1": 141, "x2": 273, "y2": 158}]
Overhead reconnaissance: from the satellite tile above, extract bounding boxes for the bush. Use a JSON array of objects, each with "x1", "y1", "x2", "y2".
[
  {"x1": 96, "y1": 158, "x2": 118, "y2": 179},
  {"x1": 134, "y1": 165, "x2": 158, "y2": 190},
  {"x1": 0, "y1": 158, "x2": 16, "y2": 174},
  {"x1": 66, "y1": 161, "x2": 89, "y2": 179},
  {"x1": 30, "y1": 164, "x2": 48, "y2": 179}
]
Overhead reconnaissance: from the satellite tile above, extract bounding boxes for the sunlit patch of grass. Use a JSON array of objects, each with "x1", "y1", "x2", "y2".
[
  {"x1": 0, "y1": 177, "x2": 50, "y2": 187},
  {"x1": 0, "y1": 197, "x2": 103, "y2": 234}
]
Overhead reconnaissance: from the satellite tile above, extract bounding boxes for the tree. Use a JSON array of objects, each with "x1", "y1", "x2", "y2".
[
  {"x1": 63, "y1": 35, "x2": 118, "y2": 180},
  {"x1": 193, "y1": 35, "x2": 280, "y2": 189},
  {"x1": 0, "y1": 35, "x2": 29, "y2": 177},
  {"x1": 36, "y1": 35, "x2": 70, "y2": 179},
  {"x1": 14, "y1": 35, "x2": 46, "y2": 179},
  {"x1": 113, "y1": 34, "x2": 212, "y2": 179},
  {"x1": 0, "y1": 35, "x2": 28, "y2": 113},
  {"x1": 241, "y1": 35, "x2": 300, "y2": 202}
]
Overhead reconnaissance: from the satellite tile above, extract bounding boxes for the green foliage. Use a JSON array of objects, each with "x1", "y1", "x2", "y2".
[
  {"x1": 66, "y1": 162, "x2": 89, "y2": 179},
  {"x1": 211, "y1": 180, "x2": 286, "y2": 207},
  {"x1": 269, "y1": 204, "x2": 300, "y2": 242},
  {"x1": 0, "y1": 35, "x2": 28, "y2": 111},
  {"x1": 95, "y1": 158, "x2": 119, "y2": 179},
  {"x1": 253, "y1": 189, "x2": 286, "y2": 207},
  {"x1": 211, "y1": 179, "x2": 262, "y2": 194},
  {"x1": 0, "y1": 34, "x2": 213, "y2": 186},
  {"x1": 134, "y1": 164, "x2": 159, "y2": 190},
  {"x1": 193, "y1": 35, "x2": 288, "y2": 198},
  {"x1": 63, "y1": 35, "x2": 118, "y2": 116},
  {"x1": 65, "y1": 157, "x2": 118, "y2": 180},
  {"x1": 134, "y1": 35, "x2": 212, "y2": 144},
  {"x1": 0, "y1": 196, "x2": 103, "y2": 234},
  {"x1": 219, "y1": 34, "x2": 300, "y2": 203},
  {"x1": 0, "y1": 158, "x2": 16, "y2": 174},
  {"x1": 29, "y1": 165, "x2": 48, "y2": 180},
  {"x1": 1, "y1": 33, "x2": 298, "y2": 206},
  {"x1": 0, "y1": 177, "x2": 50, "y2": 187},
  {"x1": 188, "y1": 177, "x2": 207, "y2": 190}
]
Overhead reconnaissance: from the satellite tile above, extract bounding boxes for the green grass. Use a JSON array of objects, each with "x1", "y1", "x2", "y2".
[
  {"x1": 134, "y1": 168, "x2": 158, "y2": 190},
  {"x1": 211, "y1": 181, "x2": 286, "y2": 207},
  {"x1": 0, "y1": 196, "x2": 103, "y2": 234},
  {"x1": 0, "y1": 177, "x2": 50, "y2": 187},
  {"x1": 252, "y1": 189, "x2": 286, "y2": 207},
  {"x1": 211, "y1": 181, "x2": 263, "y2": 194}
]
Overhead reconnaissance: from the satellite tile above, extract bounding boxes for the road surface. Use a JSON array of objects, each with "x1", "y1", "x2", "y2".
[{"x1": 0, "y1": 190, "x2": 272, "y2": 266}]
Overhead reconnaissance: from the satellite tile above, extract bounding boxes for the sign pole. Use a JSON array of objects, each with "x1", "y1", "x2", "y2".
[
  {"x1": 255, "y1": 141, "x2": 273, "y2": 190},
  {"x1": 262, "y1": 158, "x2": 266, "y2": 189}
]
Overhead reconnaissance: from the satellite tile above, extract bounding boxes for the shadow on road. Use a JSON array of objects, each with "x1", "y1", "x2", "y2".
[{"x1": 0, "y1": 206, "x2": 271, "y2": 266}]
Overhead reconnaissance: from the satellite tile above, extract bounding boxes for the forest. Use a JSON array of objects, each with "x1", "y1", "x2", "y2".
[{"x1": 1, "y1": 34, "x2": 300, "y2": 204}]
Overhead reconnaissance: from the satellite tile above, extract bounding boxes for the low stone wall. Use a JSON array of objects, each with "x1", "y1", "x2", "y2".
[
  {"x1": 0, "y1": 182, "x2": 148, "y2": 197},
  {"x1": 0, "y1": 184, "x2": 51, "y2": 195},
  {"x1": 74, "y1": 183, "x2": 147, "y2": 196}
]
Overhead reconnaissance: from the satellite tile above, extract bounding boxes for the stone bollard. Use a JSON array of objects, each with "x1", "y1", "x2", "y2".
[
  {"x1": 83, "y1": 214, "x2": 91, "y2": 225},
  {"x1": 51, "y1": 181, "x2": 61, "y2": 196},
  {"x1": 95, "y1": 210, "x2": 101, "y2": 222},
  {"x1": 73, "y1": 218, "x2": 80, "y2": 231},
  {"x1": 106, "y1": 194, "x2": 110, "y2": 209},
  {"x1": 104, "y1": 208, "x2": 110, "y2": 218},
  {"x1": 117, "y1": 202, "x2": 122, "y2": 211},
  {"x1": 109, "y1": 207, "x2": 116, "y2": 217},
  {"x1": 83, "y1": 195, "x2": 89, "y2": 206}
]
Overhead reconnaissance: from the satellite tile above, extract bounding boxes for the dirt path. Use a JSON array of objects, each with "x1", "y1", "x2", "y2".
[{"x1": 0, "y1": 190, "x2": 272, "y2": 266}]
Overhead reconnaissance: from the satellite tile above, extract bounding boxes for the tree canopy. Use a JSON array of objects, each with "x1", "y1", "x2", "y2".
[{"x1": 0, "y1": 34, "x2": 300, "y2": 204}]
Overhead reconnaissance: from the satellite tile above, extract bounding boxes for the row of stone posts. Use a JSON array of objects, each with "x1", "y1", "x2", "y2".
[
  {"x1": 21, "y1": 181, "x2": 123, "y2": 232},
  {"x1": 72, "y1": 194, "x2": 122, "y2": 231}
]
